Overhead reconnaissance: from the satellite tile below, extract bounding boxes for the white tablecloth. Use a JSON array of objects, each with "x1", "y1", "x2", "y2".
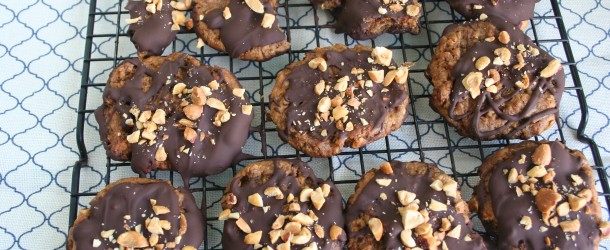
[{"x1": 0, "y1": 0, "x2": 609, "y2": 249}]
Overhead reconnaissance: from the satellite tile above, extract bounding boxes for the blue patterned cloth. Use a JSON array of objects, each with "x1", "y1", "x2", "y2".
[{"x1": 0, "y1": 0, "x2": 609, "y2": 249}]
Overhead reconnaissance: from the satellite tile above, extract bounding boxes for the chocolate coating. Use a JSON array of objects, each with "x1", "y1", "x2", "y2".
[
  {"x1": 472, "y1": 141, "x2": 605, "y2": 249},
  {"x1": 269, "y1": 44, "x2": 410, "y2": 157},
  {"x1": 94, "y1": 53, "x2": 253, "y2": 180},
  {"x1": 126, "y1": 0, "x2": 178, "y2": 57},
  {"x1": 197, "y1": 0, "x2": 289, "y2": 60},
  {"x1": 221, "y1": 159, "x2": 346, "y2": 249},
  {"x1": 447, "y1": 0, "x2": 540, "y2": 26},
  {"x1": 428, "y1": 17, "x2": 564, "y2": 140},
  {"x1": 68, "y1": 178, "x2": 204, "y2": 250},
  {"x1": 334, "y1": 0, "x2": 421, "y2": 40},
  {"x1": 345, "y1": 161, "x2": 486, "y2": 249}
]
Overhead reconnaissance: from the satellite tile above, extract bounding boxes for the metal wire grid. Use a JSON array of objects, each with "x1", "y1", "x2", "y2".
[{"x1": 69, "y1": 0, "x2": 609, "y2": 249}]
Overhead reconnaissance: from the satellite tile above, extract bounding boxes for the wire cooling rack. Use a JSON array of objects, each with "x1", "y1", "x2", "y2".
[{"x1": 69, "y1": 0, "x2": 609, "y2": 249}]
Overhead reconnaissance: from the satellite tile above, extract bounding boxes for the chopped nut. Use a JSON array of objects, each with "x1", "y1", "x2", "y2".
[
  {"x1": 261, "y1": 13, "x2": 275, "y2": 28},
  {"x1": 196, "y1": 38, "x2": 205, "y2": 48},
  {"x1": 446, "y1": 225, "x2": 461, "y2": 239},
  {"x1": 310, "y1": 187, "x2": 326, "y2": 210},
  {"x1": 317, "y1": 97, "x2": 331, "y2": 113},
  {"x1": 206, "y1": 98, "x2": 226, "y2": 111},
  {"x1": 389, "y1": 3, "x2": 404, "y2": 11},
  {"x1": 406, "y1": 4, "x2": 420, "y2": 16},
  {"x1": 329, "y1": 225, "x2": 344, "y2": 241},
  {"x1": 242, "y1": 104, "x2": 253, "y2": 115},
  {"x1": 236, "y1": 218, "x2": 252, "y2": 233},
  {"x1": 277, "y1": 242, "x2": 291, "y2": 250},
  {"x1": 382, "y1": 70, "x2": 398, "y2": 86},
  {"x1": 314, "y1": 80, "x2": 325, "y2": 95},
  {"x1": 155, "y1": 146, "x2": 167, "y2": 161},
  {"x1": 371, "y1": 47, "x2": 392, "y2": 66},
  {"x1": 302, "y1": 242, "x2": 318, "y2": 250},
  {"x1": 376, "y1": 178, "x2": 392, "y2": 186},
  {"x1": 291, "y1": 213, "x2": 314, "y2": 226},
  {"x1": 153, "y1": 205, "x2": 170, "y2": 215},
  {"x1": 368, "y1": 218, "x2": 383, "y2": 241},
  {"x1": 568, "y1": 194, "x2": 587, "y2": 211},
  {"x1": 284, "y1": 222, "x2": 302, "y2": 234},
  {"x1": 183, "y1": 104, "x2": 204, "y2": 120},
  {"x1": 271, "y1": 216, "x2": 286, "y2": 230},
  {"x1": 248, "y1": 193, "x2": 264, "y2": 207},
  {"x1": 116, "y1": 231, "x2": 148, "y2": 248},
  {"x1": 332, "y1": 106, "x2": 349, "y2": 121},
  {"x1": 183, "y1": 127, "x2": 197, "y2": 143},
  {"x1": 527, "y1": 165, "x2": 547, "y2": 178},
  {"x1": 556, "y1": 202, "x2": 570, "y2": 217},
  {"x1": 559, "y1": 220, "x2": 580, "y2": 232},
  {"x1": 515, "y1": 80, "x2": 529, "y2": 89},
  {"x1": 314, "y1": 224, "x2": 324, "y2": 238},
  {"x1": 244, "y1": 231, "x2": 263, "y2": 245},
  {"x1": 321, "y1": 183, "x2": 331, "y2": 197},
  {"x1": 397, "y1": 190, "x2": 416, "y2": 205},
  {"x1": 400, "y1": 230, "x2": 416, "y2": 247},
  {"x1": 429, "y1": 199, "x2": 447, "y2": 211},
  {"x1": 125, "y1": 16, "x2": 142, "y2": 24},
  {"x1": 334, "y1": 79, "x2": 348, "y2": 92},
  {"x1": 578, "y1": 189, "x2": 593, "y2": 201},
  {"x1": 379, "y1": 162, "x2": 393, "y2": 174},
  {"x1": 308, "y1": 57, "x2": 327, "y2": 72},
  {"x1": 127, "y1": 130, "x2": 141, "y2": 143},
  {"x1": 92, "y1": 238, "x2": 101, "y2": 248},
  {"x1": 269, "y1": 229, "x2": 282, "y2": 243},
  {"x1": 532, "y1": 144, "x2": 552, "y2": 166},
  {"x1": 291, "y1": 228, "x2": 312, "y2": 245},
  {"x1": 571, "y1": 174, "x2": 584, "y2": 186},
  {"x1": 443, "y1": 179, "x2": 458, "y2": 198},
  {"x1": 100, "y1": 229, "x2": 115, "y2": 239},
  {"x1": 475, "y1": 56, "x2": 491, "y2": 70},
  {"x1": 520, "y1": 216, "x2": 532, "y2": 230},
  {"x1": 535, "y1": 188, "x2": 561, "y2": 218},
  {"x1": 494, "y1": 47, "x2": 511, "y2": 65},
  {"x1": 401, "y1": 209, "x2": 425, "y2": 230},
  {"x1": 151, "y1": 109, "x2": 166, "y2": 125},
  {"x1": 462, "y1": 72, "x2": 483, "y2": 99},
  {"x1": 540, "y1": 59, "x2": 562, "y2": 78},
  {"x1": 368, "y1": 70, "x2": 384, "y2": 83},
  {"x1": 498, "y1": 31, "x2": 510, "y2": 44},
  {"x1": 430, "y1": 180, "x2": 443, "y2": 191},
  {"x1": 378, "y1": 6, "x2": 387, "y2": 14},
  {"x1": 599, "y1": 221, "x2": 610, "y2": 239},
  {"x1": 245, "y1": 0, "x2": 264, "y2": 13},
  {"x1": 299, "y1": 188, "x2": 314, "y2": 202},
  {"x1": 218, "y1": 209, "x2": 231, "y2": 220}
]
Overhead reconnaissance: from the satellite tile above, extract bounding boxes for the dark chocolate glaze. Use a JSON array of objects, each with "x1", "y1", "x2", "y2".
[
  {"x1": 448, "y1": 0, "x2": 540, "y2": 26},
  {"x1": 448, "y1": 17, "x2": 564, "y2": 139},
  {"x1": 475, "y1": 141, "x2": 600, "y2": 249},
  {"x1": 126, "y1": 0, "x2": 178, "y2": 56},
  {"x1": 94, "y1": 54, "x2": 253, "y2": 181},
  {"x1": 334, "y1": 0, "x2": 420, "y2": 40},
  {"x1": 345, "y1": 161, "x2": 486, "y2": 249},
  {"x1": 203, "y1": 0, "x2": 286, "y2": 58},
  {"x1": 222, "y1": 159, "x2": 346, "y2": 249},
  {"x1": 277, "y1": 48, "x2": 408, "y2": 143},
  {"x1": 72, "y1": 180, "x2": 204, "y2": 249}
]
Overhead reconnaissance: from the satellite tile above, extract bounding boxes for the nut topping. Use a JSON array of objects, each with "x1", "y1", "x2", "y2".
[
  {"x1": 261, "y1": 13, "x2": 275, "y2": 29},
  {"x1": 206, "y1": 97, "x2": 226, "y2": 111},
  {"x1": 329, "y1": 225, "x2": 344, "y2": 241},
  {"x1": 310, "y1": 187, "x2": 326, "y2": 210},
  {"x1": 527, "y1": 165, "x2": 547, "y2": 178},
  {"x1": 397, "y1": 190, "x2": 416, "y2": 205},
  {"x1": 429, "y1": 199, "x2": 447, "y2": 211},
  {"x1": 116, "y1": 231, "x2": 148, "y2": 248},
  {"x1": 379, "y1": 162, "x2": 393, "y2": 174},
  {"x1": 248, "y1": 193, "x2": 264, "y2": 207},
  {"x1": 568, "y1": 194, "x2": 587, "y2": 211},
  {"x1": 244, "y1": 0, "x2": 265, "y2": 13},
  {"x1": 462, "y1": 72, "x2": 483, "y2": 99},
  {"x1": 368, "y1": 70, "x2": 384, "y2": 83},
  {"x1": 236, "y1": 218, "x2": 252, "y2": 233},
  {"x1": 475, "y1": 56, "x2": 490, "y2": 70},
  {"x1": 371, "y1": 47, "x2": 392, "y2": 66},
  {"x1": 498, "y1": 31, "x2": 510, "y2": 44},
  {"x1": 155, "y1": 146, "x2": 167, "y2": 161},
  {"x1": 535, "y1": 188, "x2": 561, "y2": 218},
  {"x1": 308, "y1": 57, "x2": 328, "y2": 72},
  {"x1": 532, "y1": 144, "x2": 552, "y2": 166},
  {"x1": 291, "y1": 213, "x2": 314, "y2": 226},
  {"x1": 375, "y1": 178, "x2": 392, "y2": 186},
  {"x1": 223, "y1": 7, "x2": 232, "y2": 19},
  {"x1": 400, "y1": 230, "x2": 416, "y2": 247},
  {"x1": 540, "y1": 59, "x2": 561, "y2": 78},
  {"x1": 520, "y1": 215, "x2": 532, "y2": 230},
  {"x1": 446, "y1": 225, "x2": 461, "y2": 239},
  {"x1": 401, "y1": 209, "x2": 425, "y2": 230},
  {"x1": 368, "y1": 217, "x2": 383, "y2": 241},
  {"x1": 244, "y1": 231, "x2": 263, "y2": 245},
  {"x1": 406, "y1": 4, "x2": 420, "y2": 17},
  {"x1": 559, "y1": 220, "x2": 580, "y2": 232}
]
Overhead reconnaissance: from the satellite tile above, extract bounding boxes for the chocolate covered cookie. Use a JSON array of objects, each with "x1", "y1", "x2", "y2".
[
  {"x1": 192, "y1": 0, "x2": 290, "y2": 61},
  {"x1": 218, "y1": 159, "x2": 346, "y2": 249},
  {"x1": 334, "y1": 0, "x2": 422, "y2": 40},
  {"x1": 269, "y1": 44, "x2": 411, "y2": 157},
  {"x1": 125, "y1": 0, "x2": 193, "y2": 57},
  {"x1": 68, "y1": 178, "x2": 204, "y2": 250},
  {"x1": 94, "y1": 53, "x2": 253, "y2": 180},
  {"x1": 345, "y1": 161, "x2": 487, "y2": 249},
  {"x1": 470, "y1": 141, "x2": 610, "y2": 249},
  {"x1": 427, "y1": 17, "x2": 564, "y2": 140},
  {"x1": 447, "y1": 0, "x2": 540, "y2": 28}
]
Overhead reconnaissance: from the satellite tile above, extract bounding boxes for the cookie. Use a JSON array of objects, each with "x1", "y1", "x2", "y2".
[
  {"x1": 269, "y1": 44, "x2": 411, "y2": 157},
  {"x1": 447, "y1": 0, "x2": 540, "y2": 28},
  {"x1": 68, "y1": 178, "x2": 204, "y2": 250},
  {"x1": 310, "y1": 0, "x2": 341, "y2": 10},
  {"x1": 470, "y1": 141, "x2": 610, "y2": 249},
  {"x1": 94, "y1": 53, "x2": 253, "y2": 180},
  {"x1": 345, "y1": 161, "x2": 487, "y2": 249},
  {"x1": 125, "y1": 0, "x2": 193, "y2": 58},
  {"x1": 427, "y1": 17, "x2": 564, "y2": 140},
  {"x1": 334, "y1": 0, "x2": 422, "y2": 40},
  {"x1": 192, "y1": 0, "x2": 290, "y2": 61},
  {"x1": 219, "y1": 159, "x2": 347, "y2": 249}
]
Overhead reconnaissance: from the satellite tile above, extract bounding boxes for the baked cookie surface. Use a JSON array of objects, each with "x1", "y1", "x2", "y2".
[
  {"x1": 470, "y1": 141, "x2": 610, "y2": 249},
  {"x1": 427, "y1": 17, "x2": 564, "y2": 140},
  {"x1": 334, "y1": 0, "x2": 422, "y2": 40},
  {"x1": 94, "y1": 53, "x2": 253, "y2": 179},
  {"x1": 447, "y1": 0, "x2": 540, "y2": 27},
  {"x1": 219, "y1": 159, "x2": 346, "y2": 249},
  {"x1": 192, "y1": 0, "x2": 290, "y2": 61},
  {"x1": 269, "y1": 44, "x2": 411, "y2": 157},
  {"x1": 125, "y1": 0, "x2": 192, "y2": 57},
  {"x1": 68, "y1": 178, "x2": 204, "y2": 250},
  {"x1": 345, "y1": 161, "x2": 487, "y2": 250}
]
